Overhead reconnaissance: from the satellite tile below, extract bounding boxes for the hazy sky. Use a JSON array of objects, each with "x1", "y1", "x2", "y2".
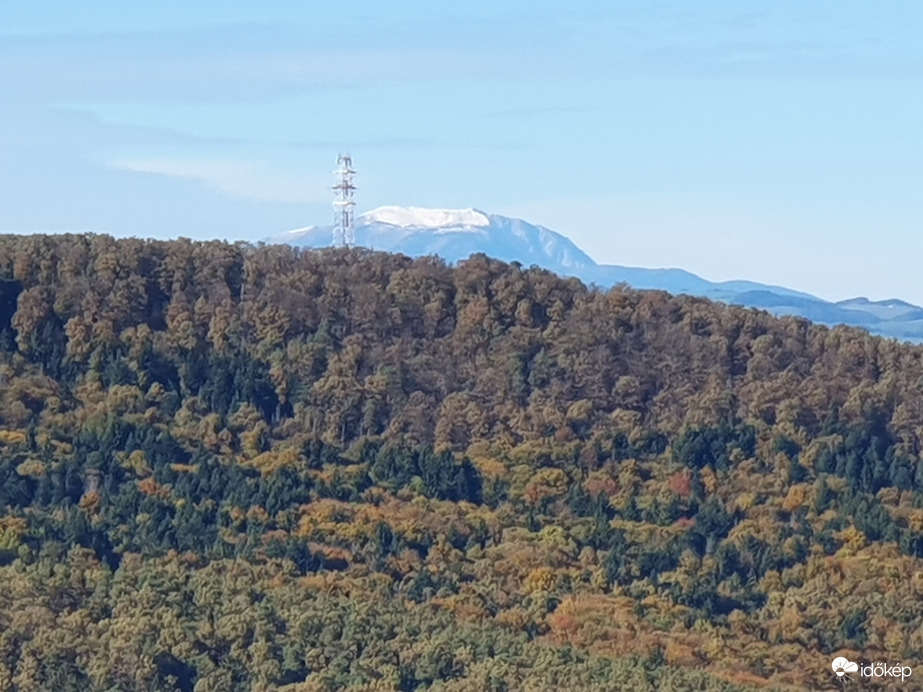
[{"x1": 2, "y1": 2, "x2": 922, "y2": 303}]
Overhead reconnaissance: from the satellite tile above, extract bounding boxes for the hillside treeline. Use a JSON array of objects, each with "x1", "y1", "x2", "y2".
[{"x1": 1, "y1": 234, "x2": 922, "y2": 690}]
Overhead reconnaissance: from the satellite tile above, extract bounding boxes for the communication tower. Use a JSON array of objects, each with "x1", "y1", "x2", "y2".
[{"x1": 332, "y1": 154, "x2": 356, "y2": 247}]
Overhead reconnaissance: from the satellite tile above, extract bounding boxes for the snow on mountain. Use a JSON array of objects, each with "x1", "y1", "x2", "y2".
[
  {"x1": 363, "y1": 206, "x2": 489, "y2": 229},
  {"x1": 267, "y1": 206, "x2": 923, "y2": 342}
]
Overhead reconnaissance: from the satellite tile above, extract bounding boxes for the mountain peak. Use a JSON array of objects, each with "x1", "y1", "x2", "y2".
[
  {"x1": 271, "y1": 206, "x2": 597, "y2": 272},
  {"x1": 361, "y1": 206, "x2": 490, "y2": 229}
]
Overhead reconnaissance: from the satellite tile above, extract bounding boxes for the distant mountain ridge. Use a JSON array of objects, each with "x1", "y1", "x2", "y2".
[
  {"x1": 278, "y1": 206, "x2": 597, "y2": 273},
  {"x1": 270, "y1": 206, "x2": 923, "y2": 342}
]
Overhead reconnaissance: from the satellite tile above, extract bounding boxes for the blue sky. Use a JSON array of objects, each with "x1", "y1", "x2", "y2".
[{"x1": 2, "y1": 1, "x2": 922, "y2": 302}]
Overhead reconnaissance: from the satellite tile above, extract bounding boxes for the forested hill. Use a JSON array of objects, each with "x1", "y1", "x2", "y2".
[{"x1": 2, "y1": 234, "x2": 923, "y2": 690}]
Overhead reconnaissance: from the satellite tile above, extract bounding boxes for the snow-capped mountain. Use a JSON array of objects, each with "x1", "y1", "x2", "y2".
[
  {"x1": 268, "y1": 206, "x2": 923, "y2": 342},
  {"x1": 278, "y1": 206, "x2": 595, "y2": 274}
]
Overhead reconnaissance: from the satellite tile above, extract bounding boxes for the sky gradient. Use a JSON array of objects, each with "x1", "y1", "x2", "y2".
[{"x1": 2, "y1": 1, "x2": 922, "y2": 303}]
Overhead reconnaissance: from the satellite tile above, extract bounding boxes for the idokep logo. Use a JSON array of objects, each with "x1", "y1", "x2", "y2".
[
  {"x1": 832, "y1": 657, "x2": 912, "y2": 683},
  {"x1": 832, "y1": 657, "x2": 858, "y2": 680}
]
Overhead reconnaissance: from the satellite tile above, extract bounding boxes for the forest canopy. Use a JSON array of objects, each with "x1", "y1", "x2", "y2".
[{"x1": 1, "y1": 234, "x2": 922, "y2": 690}]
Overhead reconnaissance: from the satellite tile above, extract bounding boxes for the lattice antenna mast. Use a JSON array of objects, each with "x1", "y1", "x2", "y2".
[{"x1": 332, "y1": 154, "x2": 356, "y2": 247}]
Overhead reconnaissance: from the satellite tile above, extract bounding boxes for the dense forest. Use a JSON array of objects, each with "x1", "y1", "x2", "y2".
[{"x1": 1, "y1": 234, "x2": 923, "y2": 690}]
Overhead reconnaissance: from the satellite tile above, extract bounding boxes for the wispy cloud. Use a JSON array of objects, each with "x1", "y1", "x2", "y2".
[
  {"x1": 0, "y1": 31, "x2": 510, "y2": 107},
  {"x1": 287, "y1": 136, "x2": 439, "y2": 150},
  {"x1": 109, "y1": 158, "x2": 329, "y2": 204}
]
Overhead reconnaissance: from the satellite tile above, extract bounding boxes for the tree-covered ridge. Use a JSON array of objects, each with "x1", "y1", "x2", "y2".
[{"x1": 1, "y1": 234, "x2": 923, "y2": 690}]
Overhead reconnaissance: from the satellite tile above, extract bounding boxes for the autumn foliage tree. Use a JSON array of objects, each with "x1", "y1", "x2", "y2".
[{"x1": 0, "y1": 234, "x2": 922, "y2": 689}]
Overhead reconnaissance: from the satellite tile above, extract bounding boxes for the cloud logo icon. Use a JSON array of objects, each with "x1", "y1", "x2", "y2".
[{"x1": 832, "y1": 657, "x2": 859, "y2": 677}]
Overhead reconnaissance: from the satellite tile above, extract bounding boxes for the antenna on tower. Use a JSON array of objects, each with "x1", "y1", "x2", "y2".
[{"x1": 332, "y1": 154, "x2": 356, "y2": 247}]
